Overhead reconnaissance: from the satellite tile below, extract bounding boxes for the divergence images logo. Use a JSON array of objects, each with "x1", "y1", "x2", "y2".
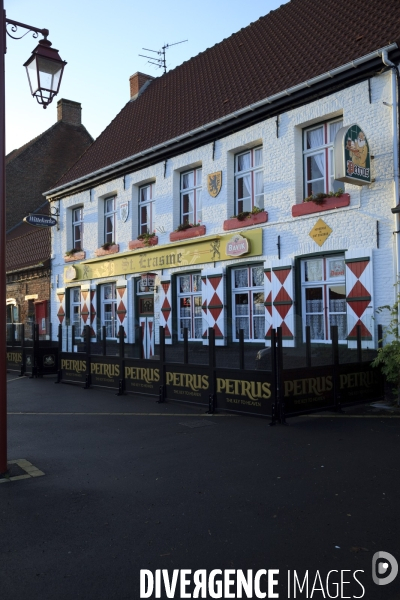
[{"x1": 372, "y1": 551, "x2": 398, "y2": 586}]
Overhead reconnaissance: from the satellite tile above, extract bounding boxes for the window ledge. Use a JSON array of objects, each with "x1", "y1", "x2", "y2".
[
  {"x1": 128, "y1": 236, "x2": 159, "y2": 250},
  {"x1": 223, "y1": 211, "x2": 268, "y2": 231},
  {"x1": 292, "y1": 194, "x2": 350, "y2": 217},
  {"x1": 95, "y1": 244, "x2": 120, "y2": 257},
  {"x1": 170, "y1": 225, "x2": 206, "y2": 242},
  {"x1": 64, "y1": 251, "x2": 86, "y2": 263}
]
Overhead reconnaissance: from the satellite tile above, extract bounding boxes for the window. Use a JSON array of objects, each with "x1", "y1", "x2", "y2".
[
  {"x1": 177, "y1": 273, "x2": 203, "y2": 341},
  {"x1": 72, "y1": 207, "x2": 83, "y2": 251},
  {"x1": 101, "y1": 283, "x2": 117, "y2": 338},
  {"x1": 6, "y1": 304, "x2": 19, "y2": 324},
  {"x1": 235, "y1": 147, "x2": 263, "y2": 214},
  {"x1": 301, "y1": 256, "x2": 346, "y2": 342},
  {"x1": 180, "y1": 168, "x2": 202, "y2": 225},
  {"x1": 303, "y1": 119, "x2": 343, "y2": 197},
  {"x1": 232, "y1": 266, "x2": 264, "y2": 341},
  {"x1": 104, "y1": 197, "x2": 116, "y2": 244},
  {"x1": 139, "y1": 183, "x2": 154, "y2": 234},
  {"x1": 70, "y1": 287, "x2": 81, "y2": 332}
]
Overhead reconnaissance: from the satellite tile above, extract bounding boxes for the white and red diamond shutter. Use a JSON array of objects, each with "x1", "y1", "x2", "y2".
[
  {"x1": 90, "y1": 288, "x2": 97, "y2": 338},
  {"x1": 56, "y1": 290, "x2": 65, "y2": 326},
  {"x1": 201, "y1": 274, "x2": 209, "y2": 342},
  {"x1": 270, "y1": 259, "x2": 295, "y2": 346},
  {"x1": 116, "y1": 284, "x2": 128, "y2": 337},
  {"x1": 345, "y1": 249, "x2": 374, "y2": 347},
  {"x1": 263, "y1": 265, "x2": 272, "y2": 343},
  {"x1": 159, "y1": 278, "x2": 172, "y2": 344},
  {"x1": 80, "y1": 289, "x2": 90, "y2": 337},
  {"x1": 204, "y1": 268, "x2": 225, "y2": 345}
]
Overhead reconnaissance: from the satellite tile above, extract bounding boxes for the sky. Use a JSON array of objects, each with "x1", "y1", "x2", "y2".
[{"x1": 4, "y1": 0, "x2": 289, "y2": 155}]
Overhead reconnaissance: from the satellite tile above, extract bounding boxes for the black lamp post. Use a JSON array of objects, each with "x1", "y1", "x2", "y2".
[{"x1": 0, "y1": 1, "x2": 66, "y2": 473}]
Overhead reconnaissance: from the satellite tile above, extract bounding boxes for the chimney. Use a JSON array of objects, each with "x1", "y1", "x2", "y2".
[
  {"x1": 129, "y1": 72, "x2": 154, "y2": 100},
  {"x1": 57, "y1": 99, "x2": 82, "y2": 126}
]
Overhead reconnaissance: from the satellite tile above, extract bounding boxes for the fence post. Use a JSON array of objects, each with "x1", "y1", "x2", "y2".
[
  {"x1": 117, "y1": 325, "x2": 125, "y2": 395},
  {"x1": 276, "y1": 326, "x2": 286, "y2": 424},
  {"x1": 55, "y1": 323, "x2": 62, "y2": 383},
  {"x1": 119, "y1": 325, "x2": 125, "y2": 359},
  {"x1": 239, "y1": 328, "x2": 244, "y2": 370},
  {"x1": 331, "y1": 325, "x2": 340, "y2": 411},
  {"x1": 84, "y1": 325, "x2": 91, "y2": 389},
  {"x1": 71, "y1": 325, "x2": 76, "y2": 353},
  {"x1": 102, "y1": 326, "x2": 107, "y2": 356},
  {"x1": 11, "y1": 323, "x2": 16, "y2": 347},
  {"x1": 183, "y1": 327, "x2": 189, "y2": 364},
  {"x1": 20, "y1": 324, "x2": 25, "y2": 377},
  {"x1": 30, "y1": 323, "x2": 39, "y2": 379},
  {"x1": 270, "y1": 329, "x2": 277, "y2": 426},
  {"x1": 378, "y1": 324, "x2": 383, "y2": 349},
  {"x1": 356, "y1": 324, "x2": 362, "y2": 363},
  {"x1": 208, "y1": 327, "x2": 216, "y2": 414},
  {"x1": 158, "y1": 326, "x2": 165, "y2": 403},
  {"x1": 306, "y1": 325, "x2": 311, "y2": 368}
]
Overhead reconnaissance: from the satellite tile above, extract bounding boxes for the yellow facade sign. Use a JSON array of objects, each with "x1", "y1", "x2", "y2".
[
  {"x1": 64, "y1": 228, "x2": 263, "y2": 282},
  {"x1": 309, "y1": 219, "x2": 332, "y2": 247}
]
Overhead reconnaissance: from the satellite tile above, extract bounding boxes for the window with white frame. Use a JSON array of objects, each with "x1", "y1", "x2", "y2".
[
  {"x1": 139, "y1": 183, "x2": 155, "y2": 234},
  {"x1": 72, "y1": 207, "x2": 83, "y2": 251},
  {"x1": 104, "y1": 197, "x2": 116, "y2": 244},
  {"x1": 235, "y1": 147, "x2": 263, "y2": 214},
  {"x1": 70, "y1": 287, "x2": 81, "y2": 333},
  {"x1": 303, "y1": 119, "x2": 343, "y2": 197},
  {"x1": 180, "y1": 168, "x2": 202, "y2": 225},
  {"x1": 232, "y1": 265, "x2": 264, "y2": 341},
  {"x1": 301, "y1": 256, "x2": 347, "y2": 342},
  {"x1": 177, "y1": 273, "x2": 203, "y2": 341},
  {"x1": 101, "y1": 283, "x2": 117, "y2": 338}
]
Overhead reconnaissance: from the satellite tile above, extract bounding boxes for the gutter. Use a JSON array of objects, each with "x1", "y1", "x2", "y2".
[{"x1": 45, "y1": 43, "x2": 399, "y2": 199}]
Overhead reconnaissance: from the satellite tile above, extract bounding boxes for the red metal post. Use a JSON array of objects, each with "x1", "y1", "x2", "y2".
[{"x1": 0, "y1": 0, "x2": 8, "y2": 474}]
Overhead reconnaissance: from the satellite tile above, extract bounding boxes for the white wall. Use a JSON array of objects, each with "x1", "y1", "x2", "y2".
[{"x1": 50, "y1": 71, "x2": 396, "y2": 344}]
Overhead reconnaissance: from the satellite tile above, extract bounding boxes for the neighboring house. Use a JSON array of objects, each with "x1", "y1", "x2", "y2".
[
  {"x1": 6, "y1": 99, "x2": 93, "y2": 337},
  {"x1": 46, "y1": 0, "x2": 400, "y2": 356}
]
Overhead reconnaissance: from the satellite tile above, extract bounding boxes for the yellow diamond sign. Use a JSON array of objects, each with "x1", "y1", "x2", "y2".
[{"x1": 309, "y1": 219, "x2": 332, "y2": 247}]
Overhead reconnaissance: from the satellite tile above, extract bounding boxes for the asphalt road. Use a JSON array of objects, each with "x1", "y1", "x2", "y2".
[{"x1": 1, "y1": 373, "x2": 399, "y2": 600}]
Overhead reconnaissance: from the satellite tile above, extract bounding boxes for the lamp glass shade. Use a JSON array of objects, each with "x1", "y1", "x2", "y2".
[{"x1": 24, "y1": 40, "x2": 66, "y2": 108}]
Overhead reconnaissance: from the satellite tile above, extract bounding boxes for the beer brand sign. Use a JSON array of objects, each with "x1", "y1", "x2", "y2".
[
  {"x1": 334, "y1": 123, "x2": 371, "y2": 186},
  {"x1": 226, "y1": 234, "x2": 249, "y2": 257}
]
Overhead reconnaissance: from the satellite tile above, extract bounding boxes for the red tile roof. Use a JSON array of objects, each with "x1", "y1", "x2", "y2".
[
  {"x1": 55, "y1": 0, "x2": 400, "y2": 188},
  {"x1": 6, "y1": 226, "x2": 50, "y2": 272}
]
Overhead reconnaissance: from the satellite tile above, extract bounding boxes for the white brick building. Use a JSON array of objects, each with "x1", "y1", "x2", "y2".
[{"x1": 45, "y1": 0, "x2": 400, "y2": 355}]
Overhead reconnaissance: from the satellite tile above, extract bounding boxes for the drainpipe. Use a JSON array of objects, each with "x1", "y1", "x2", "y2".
[{"x1": 382, "y1": 52, "x2": 400, "y2": 301}]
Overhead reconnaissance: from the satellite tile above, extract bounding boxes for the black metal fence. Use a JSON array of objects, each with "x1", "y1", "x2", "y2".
[
  {"x1": 55, "y1": 324, "x2": 384, "y2": 422},
  {"x1": 6, "y1": 323, "x2": 59, "y2": 377}
]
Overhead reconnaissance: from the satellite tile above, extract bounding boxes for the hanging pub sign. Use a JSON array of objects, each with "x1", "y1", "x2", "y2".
[
  {"x1": 334, "y1": 123, "x2": 371, "y2": 186},
  {"x1": 23, "y1": 214, "x2": 57, "y2": 227}
]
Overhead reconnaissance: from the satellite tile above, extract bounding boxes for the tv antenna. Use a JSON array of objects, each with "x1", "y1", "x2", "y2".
[{"x1": 139, "y1": 40, "x2": 188, "y2": 74}]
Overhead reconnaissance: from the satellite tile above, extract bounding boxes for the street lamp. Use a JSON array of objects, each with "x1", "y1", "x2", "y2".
[
  {"x1": 24, "y1": 36, "x2": 66, "y2": 108},
  {"x1": 0, "y1": 3, "x2": 66, "y2": 474}
]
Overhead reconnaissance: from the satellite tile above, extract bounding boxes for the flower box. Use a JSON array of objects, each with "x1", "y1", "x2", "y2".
[
  {"x1": 223, "y1": 211, "x2": 268, "y2": 231},
  {"x1": 128, "y1": 236, "x2": 158, "y2": 250},
  {"x1": 292, "y1": 194, "x2": 350, "y2": 217},
  {"x1": 95, "y1": 244, "x2": 119, "y2": 257},
  {"x1": 64, "y1": 250, "x2": 86, "y2": 263},
  {"x1": 170, "y1": 225, "x2": 206, "y2": 242}
]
